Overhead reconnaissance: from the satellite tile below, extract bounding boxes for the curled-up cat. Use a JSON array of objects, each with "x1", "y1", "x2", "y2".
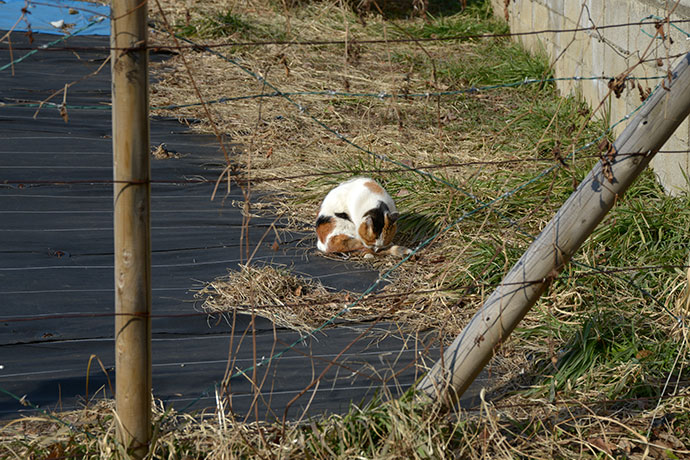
[{"x1": 315, "y1": 177, "x2": 412, "y2": 258}]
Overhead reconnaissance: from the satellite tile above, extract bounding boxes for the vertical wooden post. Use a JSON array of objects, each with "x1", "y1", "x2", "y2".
[
  {"x1": 111, "y1": 0, "x2": 151, "y2": 457},
  {"x1": 418, "y1": 53, "x2": 690, "y2": 404}
]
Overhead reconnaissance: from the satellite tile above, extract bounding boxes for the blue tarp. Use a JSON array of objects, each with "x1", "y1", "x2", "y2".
[{"x1": 0, "y1": 0, "x2": 110, "y2": 35}]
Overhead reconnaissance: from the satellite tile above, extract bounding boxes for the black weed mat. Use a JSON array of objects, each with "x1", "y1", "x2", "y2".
[{"x1": 0, "y1": 31, "x2": 486, "y2": 421}]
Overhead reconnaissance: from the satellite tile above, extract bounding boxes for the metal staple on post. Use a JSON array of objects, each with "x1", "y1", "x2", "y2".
[
  {"x1": 418, "y1": 53, "x2": 690, "y2": 405},
  {"x1": 111, "y1": 0, "x2": 152, "y2": 457}
]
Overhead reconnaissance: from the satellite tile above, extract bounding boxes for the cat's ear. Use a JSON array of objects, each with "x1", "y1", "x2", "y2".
[
  {"x1": 363, "y1": 215, "x2": 374, "y2": 229},
  {"x1": 387, "y1": 212, "x2": 399, "y2": 224}
]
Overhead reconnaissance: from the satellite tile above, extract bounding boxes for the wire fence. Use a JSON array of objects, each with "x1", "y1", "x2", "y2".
[{"x1": 1, "y1": 0, "x2": 689, "y2": 455}]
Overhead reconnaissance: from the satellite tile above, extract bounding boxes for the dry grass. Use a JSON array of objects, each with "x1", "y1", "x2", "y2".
[
  {"x1": 197, "y1": 264, "x2": 351, "y2": 332},
  {"x1": 196, "y1": 263, "x2": 476, "y2": 335},
  {"x1": 3, "y1": 389, "x2": 690, "y2": 459},
  {"x1": 147, "y1": 0, "x2": 529, "y2": 204}
]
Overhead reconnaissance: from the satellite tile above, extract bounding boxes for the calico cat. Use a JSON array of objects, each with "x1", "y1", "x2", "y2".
[{"x1": 315, "y1": 177, "x2": 412, "y2": 257}]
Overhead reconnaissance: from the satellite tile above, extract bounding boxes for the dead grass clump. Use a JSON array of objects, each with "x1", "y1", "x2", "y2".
[
  {"x1": 197, "y1": 264, "x2": 353, "y2": 332},
  {"x1": 151, "y1": 142, "x2": 182, "y2": 159},
  {"x1": 196, "y1": 263, "x2": 477, "y2": 335}
]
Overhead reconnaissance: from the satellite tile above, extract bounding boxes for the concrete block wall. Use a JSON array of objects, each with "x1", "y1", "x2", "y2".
[{"x1": 490, "y1": 0, "x2": 690, "y2": 194}]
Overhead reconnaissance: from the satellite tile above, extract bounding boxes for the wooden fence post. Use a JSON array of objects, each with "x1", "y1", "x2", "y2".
[
  {"x1": 111, "y1": 0, "x2": 151, "y2": 456},
  {"x1": 418, "y1": 53, "x2": 690, "y2": 404}
]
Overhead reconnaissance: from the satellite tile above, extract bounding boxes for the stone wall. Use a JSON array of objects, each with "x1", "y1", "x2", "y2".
[{"x1": 490, "y1": 0, "x2": 690, "y2": 194}]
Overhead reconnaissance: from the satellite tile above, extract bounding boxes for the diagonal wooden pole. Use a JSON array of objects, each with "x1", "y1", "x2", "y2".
[
  {"x1": 418, "y1": 53, "x2": 690, "y2": 404},
  {"x1": 111, "y1": 0, "x2": 151, "y2": 457}
]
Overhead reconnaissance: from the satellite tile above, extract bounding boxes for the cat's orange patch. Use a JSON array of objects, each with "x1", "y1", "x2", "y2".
[
  {"x1": 327, "y1": 234, "x2": 367, "y2": 253},
  {"x1": 363, "y1": 180, "x2": 384, "y2": 194},
  {"x1": 358, "y1": 221, "x2": 377, "y2": 246},
  {"x1": 382, "y1": 215, "x2": 397, "y2": 246},
  {"x1": 316, "y1": 217, "x2": 335, "y2": 244}
]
